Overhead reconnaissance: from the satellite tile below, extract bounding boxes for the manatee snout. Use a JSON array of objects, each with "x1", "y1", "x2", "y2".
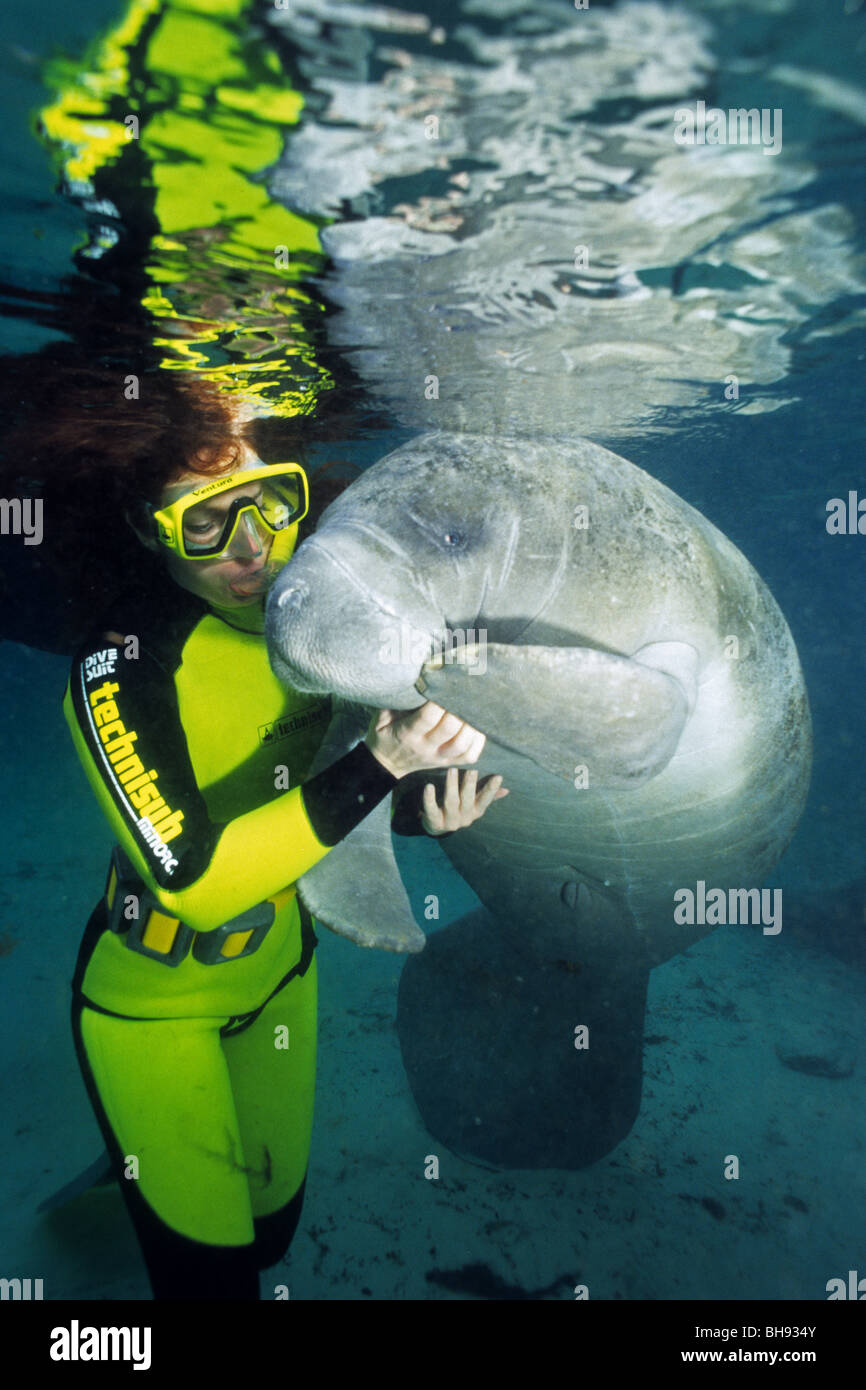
[
  {"x1": 266, "y1": 532, "x2": 439, "y2": 707},
  {"x1": 267, "y1": 574, "x2": 316, "y2": 688}
]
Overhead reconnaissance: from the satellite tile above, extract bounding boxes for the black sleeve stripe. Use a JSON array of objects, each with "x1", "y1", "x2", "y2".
[
  {"x1": 301, "y1": 740, "x2": 398, "y2": 846},
  {"x1": 390, "y1": 779, "x2": 426, "y2": 835},
  {"x1": 70, "y1": 638, "x2": 220, "y2": 889}
]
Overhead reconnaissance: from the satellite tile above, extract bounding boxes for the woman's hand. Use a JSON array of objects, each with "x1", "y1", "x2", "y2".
[
  {"x1": 365, "y1": 701, "x2": 486, "y2": 779},
  {"x1": 420, "y1": 767, "x2": 509, "y2": 835}
]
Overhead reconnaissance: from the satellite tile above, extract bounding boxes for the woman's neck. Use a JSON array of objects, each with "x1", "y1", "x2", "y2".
[{"x1": 208, "y1": 596, "x2": 266, "y2": 635}]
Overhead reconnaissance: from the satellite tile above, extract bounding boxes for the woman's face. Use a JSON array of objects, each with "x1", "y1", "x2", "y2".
[{"x1": 157, "y1": 441, "x2": 278, "y2": 608}]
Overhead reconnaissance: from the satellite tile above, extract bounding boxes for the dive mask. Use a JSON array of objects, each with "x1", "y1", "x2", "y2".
[{"x1": 152, "y1": 462, "x2": 308, "y2": 560}]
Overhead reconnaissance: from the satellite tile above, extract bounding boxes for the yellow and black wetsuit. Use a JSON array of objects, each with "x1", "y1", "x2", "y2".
[{"x1": 63, "y1": 567, "x2": 405, "y2": 1300}]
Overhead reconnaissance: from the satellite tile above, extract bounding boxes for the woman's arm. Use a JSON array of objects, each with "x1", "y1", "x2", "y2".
[
  {"x1": 64, "y1": 635, "x2": 399, "y2": 931},
  {"x1": 64, "y1": 633, "x2": 494, "y2": 932}
]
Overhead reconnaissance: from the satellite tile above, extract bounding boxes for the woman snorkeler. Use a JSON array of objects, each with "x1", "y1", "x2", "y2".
[{"x1": 12, "y1": 371, "x2": 507, "y2": 1300}]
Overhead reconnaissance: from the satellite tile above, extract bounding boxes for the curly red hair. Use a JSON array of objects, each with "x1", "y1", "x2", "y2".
[{"x1": 0, "y1": 357, "x2": 362, "y2": 648}]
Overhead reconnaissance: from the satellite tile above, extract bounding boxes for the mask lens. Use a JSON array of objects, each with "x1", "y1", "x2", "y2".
[
  {"x1": 182, "y1": 494, "x2": 233, "y2": 554},
  {"x1": 258, "y1": 476, "x2": 303, "y2": 530}
]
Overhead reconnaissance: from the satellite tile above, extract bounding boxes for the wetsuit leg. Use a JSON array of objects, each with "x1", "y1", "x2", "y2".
[
  {"x1": 220, "y1": 954, "x2": 318, "y2": 1283},
  {"x1": 71, "y1": 999, "x2": 262, "y2": 1300},
  {"x1": 252, "y1": 1177, "x2": 307, "y2": 1273}
]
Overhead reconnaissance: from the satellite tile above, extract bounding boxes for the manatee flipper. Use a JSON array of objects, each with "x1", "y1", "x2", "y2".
[
  {"x1": 397, "y1": 865, "x2": 650, "y2": 1168},
  {"x1": 302, "y1": 697, "x2": 371, "y2": 778},
  {"x1": 299, "y1": 796, "x2": 426, "y2": 952},
  {"x1": 416, "y1": 641, "x2": 696, "y2": 785},
  {"x1": 297, "y1": 700, "x2": 426, "y2": 952}
]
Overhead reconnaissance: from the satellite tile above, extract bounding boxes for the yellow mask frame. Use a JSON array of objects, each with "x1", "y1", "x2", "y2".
[{"x1": 152, "y1": 462, "x2": 309, "y2": 560}]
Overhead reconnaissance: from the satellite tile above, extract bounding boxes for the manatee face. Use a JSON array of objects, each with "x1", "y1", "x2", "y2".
[{"x1": 266, "y1": 434, "x2": 532, "y2": 706}]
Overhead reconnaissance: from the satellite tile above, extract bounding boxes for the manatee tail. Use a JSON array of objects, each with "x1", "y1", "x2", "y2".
[
  {"x1": 397, "y1": 898, "x2": 650, "y2": 1170},
  {"x1": 37, "y1": 1151, "x2": 114, "y2": 1214}
]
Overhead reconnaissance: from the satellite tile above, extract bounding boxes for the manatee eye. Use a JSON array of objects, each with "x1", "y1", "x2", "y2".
[{"x1": 443, "y1": 529, "x2": 464, "y2": 548}]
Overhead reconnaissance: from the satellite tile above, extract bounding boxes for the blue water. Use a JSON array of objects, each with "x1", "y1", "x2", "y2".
[{"x1": 0, "y1": 0, "x2": 864, "y2": 1303}]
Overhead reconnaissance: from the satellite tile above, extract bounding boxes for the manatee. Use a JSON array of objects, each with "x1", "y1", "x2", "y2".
[{"x1": 265, "y1": 430, "x2": 812, "y2": 1169}]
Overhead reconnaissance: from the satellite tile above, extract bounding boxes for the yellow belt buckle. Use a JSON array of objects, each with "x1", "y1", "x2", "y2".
[
  {"x1": 126, "y1": 907, "x2": 194, "y2": 966},
  {"x1": 105, "y1": 846, "x2": 193, "y2": 966},
  {"x1": 140, "y1": 909, "x2": 182, "y2": 956},
  {"x1": 214, "y1": 886, "x2": 294, "y2": 959},
  {"x1": 219, "y1": 928, "x2": 255, "y2": 959},
  {"x1": 191, "y1": 898, "x2": 277, "y2": 965}
]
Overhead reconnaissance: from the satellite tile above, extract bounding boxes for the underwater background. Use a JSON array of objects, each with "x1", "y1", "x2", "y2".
[{"x1": 0, "y1": 0, "x2": 863, "y2": 1300}]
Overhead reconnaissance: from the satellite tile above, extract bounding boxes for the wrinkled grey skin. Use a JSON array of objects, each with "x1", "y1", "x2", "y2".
[
  {"x1": 266, "y1": 428, "x2": 811, "y2": 1167},
  {"x1": 267, "y1": 429, "x2": 811, "y2": 971}
]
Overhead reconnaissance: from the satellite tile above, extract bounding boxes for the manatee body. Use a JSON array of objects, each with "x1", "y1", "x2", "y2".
[{"x1": 266, "y1": 430, "x2": 811, "y2": 1168}]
